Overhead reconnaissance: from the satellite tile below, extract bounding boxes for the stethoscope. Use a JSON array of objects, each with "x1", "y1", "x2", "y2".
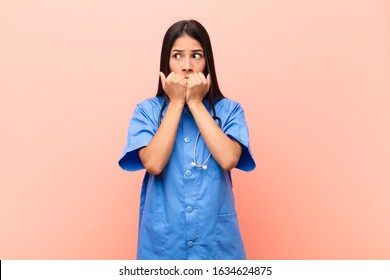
[{"x1": 158, "y1": 98, "x2": 222, "y2": 170}]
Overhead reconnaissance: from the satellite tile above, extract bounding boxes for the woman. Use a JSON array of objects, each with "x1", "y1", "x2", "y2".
[{"x1": 119, "y1": 19, "x2": 255, "y2": 260}]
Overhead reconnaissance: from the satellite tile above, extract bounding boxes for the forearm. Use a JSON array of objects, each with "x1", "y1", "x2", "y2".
[
  {"x1": 188, "y1": 102, "x2": 242, "y2": 170},
  {"x1": 139, "y1": 101, "x2": 184, "y2": 175}
]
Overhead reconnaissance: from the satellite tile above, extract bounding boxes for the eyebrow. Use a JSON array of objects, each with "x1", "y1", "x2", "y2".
[{"x1": 172, "y1": 49, "x2": 204, "y2": 53}]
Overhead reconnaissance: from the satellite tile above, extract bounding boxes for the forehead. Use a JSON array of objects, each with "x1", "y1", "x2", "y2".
[{"x1": 171, "y1": 35, "x2": 203, "y2": 51}]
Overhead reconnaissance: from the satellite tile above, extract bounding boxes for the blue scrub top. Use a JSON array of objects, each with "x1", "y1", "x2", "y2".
[{"x1": 119, "y1": 96, "x2": 255, "y2": 260}]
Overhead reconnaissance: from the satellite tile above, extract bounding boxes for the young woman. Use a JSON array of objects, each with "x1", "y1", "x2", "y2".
[{"x1": 119, "y1": 19, "x2": 255, "y2": 260}]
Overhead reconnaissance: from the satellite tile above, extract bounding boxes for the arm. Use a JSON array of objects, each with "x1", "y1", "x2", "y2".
[
  {"x1": 138, "y1": 72, "x2": 186, "y2": 175},
  {"x1": 186, "y1": 73, "x2": 242, "y2": 170},
  {"x1": 188, "y1": 102, "x2": 242, "y2": 170}
]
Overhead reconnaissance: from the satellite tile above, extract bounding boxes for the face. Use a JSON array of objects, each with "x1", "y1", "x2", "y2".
[{"x1": 169, "y1": 34, "x2": 206, "y2": 76}]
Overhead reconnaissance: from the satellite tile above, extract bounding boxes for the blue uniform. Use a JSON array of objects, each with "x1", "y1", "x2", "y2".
[{"x1": 119, "y1": 96, "x2": 255, "y2": 259}]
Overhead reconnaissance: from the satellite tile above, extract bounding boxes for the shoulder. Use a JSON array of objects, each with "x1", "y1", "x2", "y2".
[
  {"x1": 136, "y1": 96, "x2": 165, "y2": 112},
  {"x1": 215, "y1": 98, "x2": 244, "y2": 114}
]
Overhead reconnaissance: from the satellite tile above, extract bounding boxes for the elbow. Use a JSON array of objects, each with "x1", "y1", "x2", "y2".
[
  {"x1": 139, "y1": 148, "x2": 165, "y2": 175},
  {"x1": 219, "y1": 140, "x2": 242, "y2": 171},
  {"x1": 146, "y1": 168, "x2": 162, "y2": 176},
  {"x1": 219, "y1": 147, "x2": 241, "y2": 171},
  {"x1": 143, "y1": 161, "x2": 164, "y2": 176},
  {"x1": 220, "y1": 157, "x2": 240, "y2": 171}
]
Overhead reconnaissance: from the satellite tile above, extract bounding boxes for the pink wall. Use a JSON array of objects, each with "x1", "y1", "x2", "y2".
[{"x1": 1, "y1": 0, "x2": 389, "y2": 259}]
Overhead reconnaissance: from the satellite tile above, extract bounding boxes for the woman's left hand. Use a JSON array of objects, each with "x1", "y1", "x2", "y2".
[{"x1": 185, "y1": 73, "x2": 210, "y2": 106}]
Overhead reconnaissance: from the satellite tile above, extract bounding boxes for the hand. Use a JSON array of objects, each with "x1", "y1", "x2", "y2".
[
  {"x1": 185, "y1": 73, "x2": 210, "y2": 106},
  {"x1": 159, "y1": 72, "x2": 187, "y2": 105}
]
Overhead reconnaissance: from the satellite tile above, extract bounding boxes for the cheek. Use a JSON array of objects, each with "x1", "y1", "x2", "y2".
[
  {"x1": 169, "y1": 59, "x2": 179, "y2": 73},
  {"x1": 196, "y1": 61, "x2": 206, "y2": 72}
]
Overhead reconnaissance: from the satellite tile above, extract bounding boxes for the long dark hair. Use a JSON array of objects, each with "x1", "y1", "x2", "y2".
[{"x1": 156, "y1": 20, "x2": 224, "y2": 105}]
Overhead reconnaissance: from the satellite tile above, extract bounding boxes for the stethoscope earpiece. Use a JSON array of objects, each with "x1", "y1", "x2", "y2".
[{"x1": 191, "y1": 161, "x2": 207, "y2": 169}]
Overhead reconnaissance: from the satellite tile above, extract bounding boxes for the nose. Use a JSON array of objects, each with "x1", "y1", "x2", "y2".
[{"x1": 182, "y1": 57, "x2": 193, "y2": 73}]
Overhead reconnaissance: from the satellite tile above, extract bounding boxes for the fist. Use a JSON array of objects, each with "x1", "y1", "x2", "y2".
[
  {"x1": 185, "y1": 73, "x2": 211, "y2": 105},
  {"x1": 159, "y1": 72, "x2": 187, "y2": 104}
]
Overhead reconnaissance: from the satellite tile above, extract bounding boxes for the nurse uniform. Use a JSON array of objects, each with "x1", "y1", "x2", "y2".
[{"x1": 119, "y1": 96, "x2": 256, "y2": 260}]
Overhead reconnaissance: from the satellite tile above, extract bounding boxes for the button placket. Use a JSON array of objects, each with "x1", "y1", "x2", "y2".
[{"x1": 182, "y1": 111, "x2": 199, "y2": 258}]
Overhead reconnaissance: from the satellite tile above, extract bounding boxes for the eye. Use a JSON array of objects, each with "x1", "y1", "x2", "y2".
[
  {"x1": 173, "y1": 53, "x2": 182, "y2": 60},
  {"x1": 193, "y1": 53, "x2": 202, "y2": 59}
]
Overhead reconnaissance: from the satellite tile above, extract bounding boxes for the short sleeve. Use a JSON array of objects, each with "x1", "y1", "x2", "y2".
[
  {"x1": 118, "y1": 101, "x2": 158, "y2": 171},
  {"x1": 221, "y1": 101, "x2": 256, "y2": 172}
]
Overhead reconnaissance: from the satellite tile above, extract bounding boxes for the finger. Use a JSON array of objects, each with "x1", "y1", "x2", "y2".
[
  {"x1": 198, "y1": 72, "x2": 207, "y2": 87},
  {"x1": 176, "y1": 72, "x2": 187, "y2": 82},
  {"x1": 194, "y1": 72, "x2": 203, "y2": 84},
  {"x1": 179, "y1": 76, "x2": 188, "y2": 87},
  {"x1": 198, "y1": 72, "x2": 206, "y2": 82},
  {"x1": 206, "y1": 74, "x2": 211, "y2": 92},
  {"x1": 166, "y1": 72, "x2": 176, "y2": 82},
  {"x1": 167, "y1": 72, "x2": 185, "y2": 87},
  {"x1": 188, "y1": 73, "x2": 197, "y2": 86},
  {"x1": 159, "y1": 72, "x2": 166, "y2": 87},
  {"x1": 206, "y1": 74, "x2": 211, "y2": 87}
]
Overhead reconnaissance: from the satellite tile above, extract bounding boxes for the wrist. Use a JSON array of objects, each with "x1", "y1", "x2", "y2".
[
  {"x1": 169, "y1": 99, "x2": 186, "y2": 109},
  {"x1": 187, "y1": 100, "x2": 204, "y2": 111}
]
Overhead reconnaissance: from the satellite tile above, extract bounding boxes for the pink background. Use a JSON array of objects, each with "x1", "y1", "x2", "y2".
[{"x1": 1, "y1": 0, "x2": 390, "y2": 259}]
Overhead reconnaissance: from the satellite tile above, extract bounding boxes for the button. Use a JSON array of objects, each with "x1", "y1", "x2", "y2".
[
  {"x1": 185, "y1": 170, "x2": 192, "y2": 177},
  {"x1": 186, "y1": 206, "x2": 193, "y2": 213},
  {"x1": 187, "y1": 241, "x2": 194, "y2": 247},
  {"x1": 184, "y1": 108, "x2": 189, "y2": 114},
  {"x1": 184, "y1": 137, "x2": 190, "y2": 143}
]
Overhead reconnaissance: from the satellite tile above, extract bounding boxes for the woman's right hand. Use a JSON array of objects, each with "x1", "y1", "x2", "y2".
[
  {"x1": 159, "y1": 72, "x2": 187, "y2": 105},
  {"x1": 139, "y1": 72, "x2": 186, "y2": 175}
]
